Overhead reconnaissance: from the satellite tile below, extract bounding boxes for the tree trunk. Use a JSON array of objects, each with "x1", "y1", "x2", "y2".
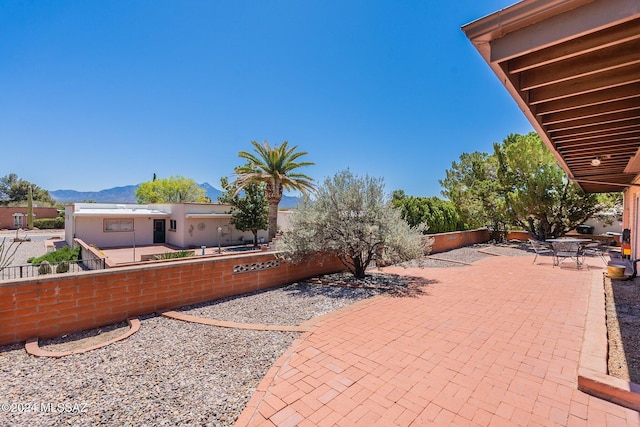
[
  {"x1": 266, "y1": 182, "x2": 283, "y2": 241},
  {"x1": 267, "y1": 201, "x2": 278, "y2": 241},
  {"x1": 353, "y1": 256, "x2": 366, "y2": 279},
  {"x1": 27, "y1": 186, "x2": 33, "y2": 230},
  {"x1": 252, "y1": 229, "x2": 259, "y2": 248}
]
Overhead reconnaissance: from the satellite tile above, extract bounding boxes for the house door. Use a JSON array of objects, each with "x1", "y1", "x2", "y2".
[{"x1": 153, "y1": 219, "x2": 166, "y2": 244}]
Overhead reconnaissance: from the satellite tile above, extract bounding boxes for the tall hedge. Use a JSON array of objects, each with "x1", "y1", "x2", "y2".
[
  {"x1": 33, "y1": 217, "x2": 64, "y2": 229},
  {"x1": 392, "y1": 195, "x2": 465, "y2": 234}
]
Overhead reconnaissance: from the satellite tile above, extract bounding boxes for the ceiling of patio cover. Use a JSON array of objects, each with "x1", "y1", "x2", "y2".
[{"x1": 463, "y1": 0, "x2": 640, "y2": 193}]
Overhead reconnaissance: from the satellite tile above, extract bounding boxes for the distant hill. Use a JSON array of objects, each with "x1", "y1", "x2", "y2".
[
  {"x1": 50, "y1": 185, "x2": 140, "y2": 203},
  {"x1": 50, "y1": 182, "x2": 300, "y2": 208}
]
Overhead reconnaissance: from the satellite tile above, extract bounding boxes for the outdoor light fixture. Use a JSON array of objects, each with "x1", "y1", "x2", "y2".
[{"x1": 591, "y1": 157, "x2": 601, "y2": 167}]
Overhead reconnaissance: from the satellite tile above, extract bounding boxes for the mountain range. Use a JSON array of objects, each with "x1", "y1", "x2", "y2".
[{"x1": 50, "y1": 182, "x2": 301, "y2": 208}]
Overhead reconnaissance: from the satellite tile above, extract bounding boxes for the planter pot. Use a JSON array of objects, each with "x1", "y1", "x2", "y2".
[{"x1": 608, "y1": 264, "x2": 626, "y2": 278}]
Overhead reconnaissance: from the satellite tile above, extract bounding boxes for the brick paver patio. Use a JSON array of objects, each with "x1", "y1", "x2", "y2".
[{"x1": 236, "y1": 255, "x2": 640, "y2": 426}]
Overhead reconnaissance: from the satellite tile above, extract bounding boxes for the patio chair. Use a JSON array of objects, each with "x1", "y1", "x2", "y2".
[
  {"x1": 551, "y1": 241, "x2": 585, "y2": 269},
  {"x1": 581, "y1": 242, "x2": 607, "y2": 264},
  {"x1": 529, "y1": 239, "x2": 554, "y2": 264}
]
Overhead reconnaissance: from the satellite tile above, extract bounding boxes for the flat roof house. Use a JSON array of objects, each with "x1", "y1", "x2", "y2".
[
  {"x1": 65, "y1": 203, "x2": 268, "y2": 249},
  {"x1": 463, "y1": 0, "x2": 640, "y2": 256}
]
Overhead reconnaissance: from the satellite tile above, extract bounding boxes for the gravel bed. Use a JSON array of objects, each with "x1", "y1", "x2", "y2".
[
  {"x1": 1, "y1": 273, "x2": 412, "y2": 426},
  {"x1": 39, "y1": 321, "x2": 131, "y2": 353},
  {"x1": 2, "y1": 241, "x2": 48, "y2": 266},
  {"x1": 400, "y1": 242, "x2": 532, "y2": 268},
  {"x1": 605, "y1": 276, "x2": 640, "y2": 383},
  {"x1": 0, "y1": 315, "x2": 300, "y2": 426},
  {"x1": 178, "y1": 273, "x2": 395, "y2": 326}
]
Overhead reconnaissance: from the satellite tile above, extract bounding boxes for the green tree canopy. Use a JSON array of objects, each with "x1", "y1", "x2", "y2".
[
  {"x1": 0, "y1": 174, "x2": 55, "y2": 206},
  {"x1": 495, "y1": 133, "x2": 600, "y2": 240},
  {"x1": 234, "y1": 140, "x2": 315, "y2": 241},
  {"x1": 278, "y1": 170, "x2": 428, "y2": 278},
  {"x1": 135, "y1": 175, "x2": 208, "y2": 204},
  {"x1": 439, "y1": 152, "x2": 508, "y2": 236},
  {"x1": 219, "y1": 167, "x2": 268, "y2": 248},
  {"x1": 441, "y1": 132, "x2": 602, "y2": 241},
  {"x1": 391, "y1": 193, "x2": 464, "y2": 234}
]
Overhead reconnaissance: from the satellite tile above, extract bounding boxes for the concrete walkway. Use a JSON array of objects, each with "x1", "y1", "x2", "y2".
[{"x1": 236, "y1": 255, "x2": 640, "y2": 426}]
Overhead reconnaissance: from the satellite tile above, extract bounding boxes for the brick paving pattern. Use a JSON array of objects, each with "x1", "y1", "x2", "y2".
[{"x1": 236, "y1": 256, "x2": 640, "y2": 426}]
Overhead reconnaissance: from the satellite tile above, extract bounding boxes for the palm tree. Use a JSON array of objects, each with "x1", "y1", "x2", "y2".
[{"x1": 234, "y1": 141, "x2": 315, "y2": 241}]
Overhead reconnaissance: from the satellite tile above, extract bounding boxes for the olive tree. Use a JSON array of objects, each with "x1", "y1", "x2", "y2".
[{"x1": 277, "y1": 170, "x2": 429, "y2": 278}]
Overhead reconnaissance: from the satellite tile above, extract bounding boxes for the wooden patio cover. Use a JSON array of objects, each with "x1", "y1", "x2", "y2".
[{"x1": 463, "y1": 0, "x2": 640, "y2": 193}]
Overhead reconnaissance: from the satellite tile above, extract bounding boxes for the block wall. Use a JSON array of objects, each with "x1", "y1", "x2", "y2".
[{"x1": 0, "y1": 252, "x2": 344, "y2": 346}]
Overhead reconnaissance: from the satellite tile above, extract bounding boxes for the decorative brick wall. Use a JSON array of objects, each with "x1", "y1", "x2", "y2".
[
  {"x1": 429, "y1": 228, "x2": 491, "y2": 254},
  {"x1": 0, "y1": 252, "x2": 344, "y2": 346}
]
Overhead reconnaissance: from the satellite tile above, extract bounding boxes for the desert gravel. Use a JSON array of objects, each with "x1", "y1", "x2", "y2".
[
  {"x1": 0, "y1": 242, "x2": 532, "y2": 426},
  {"x1": 0, "y1": 273, "x2": 413, "y2": 427}
]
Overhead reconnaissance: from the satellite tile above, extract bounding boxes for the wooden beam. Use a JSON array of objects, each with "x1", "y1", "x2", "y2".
[
  {"x1": 571, "y1": 178, "x2": 640, "y2": 188},
  {"x1": 624, "y1": 149, "x2": 640, "y2": 173},
  {"x1": 551, "y1": 120, "x2": 640, "y2": 140},
  {"x1": 528, "y1": 62, "x2": 640, "y2": 104},
  {"x1": 519, "y1": 39, "x2": 640, "y2": 91},
  {"x1": 508, "y1": 18, "x2": 640, "y2": 73},
  {"x1": 541, "y1": 99, "x2": 640, "y2": 125},
  {"x1": 546, "y1": 110, "x2": 640, "y2": 132},
  {"x1": 534, "y1": 83, "x2": 640, "y2": 115}
]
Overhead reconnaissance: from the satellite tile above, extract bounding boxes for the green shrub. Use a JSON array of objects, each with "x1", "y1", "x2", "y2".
[
  {"x1": 29, "y1": 245, "x2": 80, "y2": 265},
  {"x1": 33, "y1": 217, "x2": 64, "y2": 229},
  {"x1": 56, "y1": 261, "x2": 70, "y2": 273},
  {"x1": 38, "y1": 261, "x2": 53, "y2": 275}
]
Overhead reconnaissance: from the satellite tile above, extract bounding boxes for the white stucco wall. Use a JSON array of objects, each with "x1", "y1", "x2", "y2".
[
  {"x1": 73, "y1": 216, "x2": 156, "y2": 248},
  {"x1": 66, "y1": 202, "x2": 270, "y2": 250}
]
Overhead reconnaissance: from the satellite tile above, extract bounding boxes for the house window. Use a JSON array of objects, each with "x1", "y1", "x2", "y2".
[
  {"x1": 104, "y1": 218, "x2": 134, "y2": 232},
  {"x1": 13, "y1": 214, "x2": 23, "y2": 228},
  {"x1": 169, "y1": 219, "x2": 177, "y2": 231}
]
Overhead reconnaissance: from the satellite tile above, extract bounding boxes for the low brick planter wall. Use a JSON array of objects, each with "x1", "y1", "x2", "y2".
[
  {"x1": 0, "y1": 252, "x2": 344, "y2": 346},
  {"x1": 429, "y1": 228, "x2": 491, "y2": 254}
]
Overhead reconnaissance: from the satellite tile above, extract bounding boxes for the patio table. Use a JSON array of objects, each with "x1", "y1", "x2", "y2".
[{"x1": 546, "y1": 238, "x2": 592, "y2": 269}]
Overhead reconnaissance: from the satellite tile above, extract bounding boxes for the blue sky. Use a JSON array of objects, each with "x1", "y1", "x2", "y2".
[{"x1": 1, "y1": 0, "x2": 533, "y2": 197}]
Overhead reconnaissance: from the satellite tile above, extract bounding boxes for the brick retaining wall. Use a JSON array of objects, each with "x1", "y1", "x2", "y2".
[
  {"x1": 0, "y1": 252, "x2": 344, "y2": 346},
  {"x1": 429, "y1": 228, "x2": 491, "y2": 254}
]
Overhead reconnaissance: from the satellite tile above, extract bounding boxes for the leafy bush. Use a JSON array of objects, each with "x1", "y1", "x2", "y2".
[
  {"x1": 29, "y1": 245, "x2": 80, "y2": 265},
  {"x1": 56, "y1": 261, "x2": 70, "y2": 273},
  {"x1": 33, "y1": 217, "x2": 64, "y2": 229},
  {"x1": 279, "y1": 170, "x2": 429, "y2": 278},
  {"x1": 391, "y1": 194, "x2": 465, "y2": 234}
]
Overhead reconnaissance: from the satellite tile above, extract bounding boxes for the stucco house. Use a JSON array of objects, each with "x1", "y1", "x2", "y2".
[
  {"x1": 65, "y1": 202, "x2": 268, "y2": 249},
  {"x1": 464, "y1": 0, "x2": 640, "y2": 257}
]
